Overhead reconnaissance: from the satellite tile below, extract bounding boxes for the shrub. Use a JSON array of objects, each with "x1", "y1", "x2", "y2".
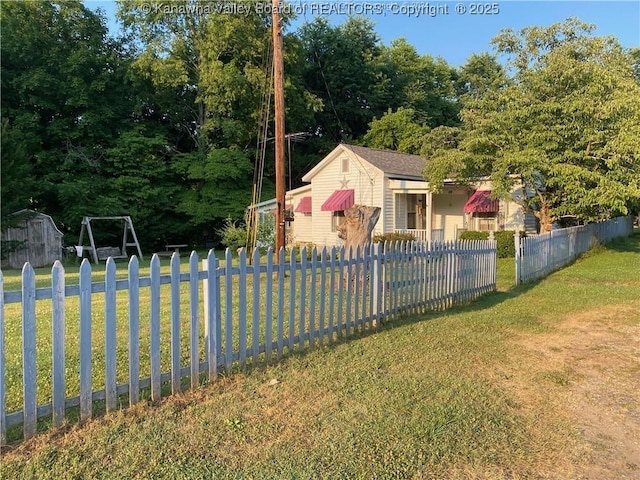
[
  {"x1": 255, "y1": 215, "x2": 275, "y2": 253},
  {"x1": 218, "y1": 218, "x2": 247, "y2": 251},
  {"x1": 459, "y1": 231, "x2": 489, "y2": 241},
  {"x1": 460, "y1": 230, "x2": 525, "y2": 258},
  {"x1": 373, "y1": 232, "x2": 416, "y2": 244},
  {"x1": 494, "y1": 230, "x2": 518, "y2": 258}
]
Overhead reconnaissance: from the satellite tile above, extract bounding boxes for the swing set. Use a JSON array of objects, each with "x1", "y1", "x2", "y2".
[{"x1": 77, "y1": 216, "x2": 143, "y2": 264}]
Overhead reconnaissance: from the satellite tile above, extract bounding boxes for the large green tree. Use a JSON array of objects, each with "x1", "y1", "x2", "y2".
[
  {"x1": 299, "y1": 16, "x2": 386, "y2": 141},
  {"x1": 362, "y1": 107, "x2": 428, "y2": 154},
  {"x1": 379, "y1": 38, "x2": 459, "y2": 127},
  {"x1": 1, "y1": 1, "x2": 135, "y2": 231},
  {"x1": 424, "y1": 18, "x2": 640, "y2": 231}
]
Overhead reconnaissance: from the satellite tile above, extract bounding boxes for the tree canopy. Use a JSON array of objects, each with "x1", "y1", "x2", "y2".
[
  {"x1": 423, "y1": 18, "x2": 640, "y2": 231},
  {"x1": 2, "y1": 7, "x2": 636, "y2": 252}
]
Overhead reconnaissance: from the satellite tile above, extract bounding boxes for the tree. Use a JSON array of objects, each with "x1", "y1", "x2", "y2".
[
  {"x1": 1, "y1": 1, "x2": 136, "y2": 233},
  {"x1": 379, "y1": 38, "x2": 459, "y2": 127},
  {"x1": 424, "y1": 18, "x2": 640, "y2": 231},
  {"x1": 299, "y1": 16, "x2": 385, "y2": 140},
  {"x1": 362, "y1": 107, "x2": 428, "y2": 154},
  {"x1": 455, "y1": 52, "x2": 507, "y2": 101}
]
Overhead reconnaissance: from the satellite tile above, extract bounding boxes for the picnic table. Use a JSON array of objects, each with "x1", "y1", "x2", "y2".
[{"x1": 157, "y1": 244, "x2": 189, "y2": 256}]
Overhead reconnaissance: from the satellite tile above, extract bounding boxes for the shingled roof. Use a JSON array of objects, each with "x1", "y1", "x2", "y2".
[{"x1": 342, "y1": 144, "x2": 426, "y2": 180}]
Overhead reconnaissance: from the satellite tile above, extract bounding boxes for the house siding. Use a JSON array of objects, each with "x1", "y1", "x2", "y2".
[
  {"x1": 432, "y1": 192, "x2": 467, "y2": 241},
  {"x1": 310, "y1": 149, "x2": 384, "y2": 247}
]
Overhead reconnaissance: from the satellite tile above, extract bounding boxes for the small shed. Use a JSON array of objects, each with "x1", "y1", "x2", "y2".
[{"x1": 1, "y1": 210, "x2": 64, "y2": 269}]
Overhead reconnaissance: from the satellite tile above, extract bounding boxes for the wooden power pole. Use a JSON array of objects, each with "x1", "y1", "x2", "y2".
[{"x1": 272, "y1": 0, "x2": 286, "y2": 259}]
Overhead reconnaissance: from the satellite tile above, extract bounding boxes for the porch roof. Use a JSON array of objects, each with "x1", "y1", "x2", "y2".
[
  {"x1": 464, "y1": 190, "x2": 499, "y2": 213},
  {"x1": 321, "y1": 189, "x2": 354, "y2": 211},
  {"x1": 295, "y1": 196, "x2": 312, "y2": 213}
]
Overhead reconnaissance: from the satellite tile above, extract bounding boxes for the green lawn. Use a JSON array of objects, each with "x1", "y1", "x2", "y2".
[{"x1": 2, "y1": 233, "x2": 638, "y2": 478}]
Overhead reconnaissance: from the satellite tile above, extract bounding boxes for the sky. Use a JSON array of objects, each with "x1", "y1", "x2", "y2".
[{"x1": 86, "y1": 0, "x2": 640, "y2": 66}]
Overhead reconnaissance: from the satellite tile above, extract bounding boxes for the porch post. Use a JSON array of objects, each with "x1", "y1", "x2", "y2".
[{"x1": 426, "y1": 191, "x2": 433, "y2": 243}]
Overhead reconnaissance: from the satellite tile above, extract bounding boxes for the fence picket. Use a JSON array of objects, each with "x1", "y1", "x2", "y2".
[
  {"x1": 22, "y1": 263, "x2": 37, "y2": 439},
  {"x1": 79, "y1": 259, "x2": 92, "y2": 421},
  {"x1": 150, "y1": 255, "x2": 161, "y2": 401},
  {"x1": 288, "y1": 252, "x2": 296, "y2": 351},
  {"x1": 329, "y1": 247, "x2": 337, "y2": 341},
  {"x1": 51, "y1": 261, "x2": 65, "y2": 425},
  {"x1": 318, "y1": 248, "x2": 327, "y2": 345},
  {"x1": 238, "y1": 249, "x2": 247, "y2": 369},
  {"x1": 299, "y1": 248, "x2": 307, "y2": 350},
  {"x1": 189, "y1": 252, "x2": 199, "y2": 388},
  {"x1": 0, "y1": 271, "x2": 5, "y2": 445},
  {"x1": 105, "y1": 258, "x2": 117, "y2": 412},
  {"x1": 265, "y1": 249, "x2": 273, "y2": 362},
  {"x1": 309, "y1": 248, "x2": 317, "y2": 346},
  {"x1": 128, "y1": 256, "x2": 140, "y2": 406},
  {"x1": 224, "y1": 248, "x2": 233, "y2": 374},
  {"x1": 337, "y1": 248, "x2": 344, "y2": 338},
  {"x1": 205, "y1": 251, "x2": 219, "y2": 381},
  {"x1": 170, "y1": 253, "x2": 181, "y2": 393},
  {"x1": 345, "y1": 248, "x2": 353, "y2": 336},
  {"x1": 252, "y1": 248, "x2": 261, "y2": 364}
]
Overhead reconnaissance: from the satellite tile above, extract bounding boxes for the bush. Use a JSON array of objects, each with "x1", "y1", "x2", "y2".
[
  {"x1": 494, "y1": 230, "x2": 517, "y2": 258},
  {"x1": 459, "y1": 230, "x2": 525, "y2": 258},
  {"x1": 459, "y1": 231, "x2": 488, "y2": 241},
  {"x1": 218, "y1": 218, "x2": 247, "y2": 251},
  {"x1": 373, "y1": 232, "x2": 416, "y2": 244}
]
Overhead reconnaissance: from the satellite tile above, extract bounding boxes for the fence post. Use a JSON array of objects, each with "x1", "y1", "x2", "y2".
[
  {"x1": 0, "y1": 271, "x2": 5, "y2": 446},
  {"x1": 372, "y1": 243, "x2": 381, "y2": 327},
  {"x1": 514, "y1": 231, "x2": 521, "y2": 285}
]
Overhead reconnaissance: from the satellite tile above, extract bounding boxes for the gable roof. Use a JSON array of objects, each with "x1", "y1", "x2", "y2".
[
  {"x1": 302, "y1": 144, "x2": 426, "y2": 182},
  {"x1": 342, "y1": 145, "x2": 426, "y2": 180}
]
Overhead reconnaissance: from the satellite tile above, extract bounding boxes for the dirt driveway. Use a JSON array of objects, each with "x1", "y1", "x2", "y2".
[{"x1": 512, "y1": 303, "x2": 640, "y2": 479}]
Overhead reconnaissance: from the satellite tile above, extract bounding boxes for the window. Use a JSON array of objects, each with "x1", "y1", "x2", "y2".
[
  {"x1": 341, "y1": 156, "x2": 349, "y2": 173},
  {"x1": 332, "y1": 211, "x2": 346, "y2": 232},
  {"x1": 475, "y1": 212, "x2": 497, "y2": 232}
]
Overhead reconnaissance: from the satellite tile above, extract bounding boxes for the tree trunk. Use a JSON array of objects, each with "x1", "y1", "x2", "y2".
[{"x1": 337, "y1": 205, "x2": 381, "y2": 256}]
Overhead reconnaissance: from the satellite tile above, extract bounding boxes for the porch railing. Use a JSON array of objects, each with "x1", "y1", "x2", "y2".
[{"x1": 395, "y1": 229, "x2": 444, "y2": 243}]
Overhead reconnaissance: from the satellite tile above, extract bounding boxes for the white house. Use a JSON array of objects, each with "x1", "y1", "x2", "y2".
[{"x1": 256, "y1": 144, "x2": 535, "y2": 248}]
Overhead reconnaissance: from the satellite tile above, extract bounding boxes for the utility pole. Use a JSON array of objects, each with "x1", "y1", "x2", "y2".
[{"x1": 272, "y1": 0, "x2": 286, "y2": 260}]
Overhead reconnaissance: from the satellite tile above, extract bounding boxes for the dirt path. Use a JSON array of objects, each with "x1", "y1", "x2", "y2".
[{"x1": 513, "y1": 303, "x2": 640, "y2": 479}]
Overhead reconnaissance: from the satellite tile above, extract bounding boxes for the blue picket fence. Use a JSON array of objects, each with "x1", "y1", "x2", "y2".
[
  {"x1": 514, "y1": 216, "x2": 634, "y2": 284},
  {"x1": 0, "y1": 239, "x2": 496, "y2": 443}
]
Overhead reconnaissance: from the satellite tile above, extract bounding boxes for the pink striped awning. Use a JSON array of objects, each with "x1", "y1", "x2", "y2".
[
  {"x1": 295, "y1": 196, "x2": 312, "y2": 214},
  {"x1": 464, "y1": 190, "x2": 499, "y2": 213},
  {"x1": 321, "y1": 189, "x2": 354, "y2": 212}
]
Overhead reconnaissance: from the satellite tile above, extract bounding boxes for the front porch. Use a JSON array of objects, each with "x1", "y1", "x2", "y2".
[{"x1": 392, "y1": 186, "x2": 469, "y2": 242}]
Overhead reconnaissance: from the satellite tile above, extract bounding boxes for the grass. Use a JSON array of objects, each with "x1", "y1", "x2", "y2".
[{"x1": 2, "y1": 232, "x2": 639, "y2": 478}]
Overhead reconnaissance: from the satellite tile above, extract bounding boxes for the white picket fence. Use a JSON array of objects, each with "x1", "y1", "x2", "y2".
[
  {"x1": 0, "y1": 239, "x2": 496, "y2": 443},
  {"x1": 514, "y1": 216, "x2": 634, "y2": 284}
]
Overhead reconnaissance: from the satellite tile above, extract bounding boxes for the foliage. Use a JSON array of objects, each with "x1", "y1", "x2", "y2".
[
  {"x1": 362, "y1": 108, "x2": 429, "y2": 154},
  {"x1": 218, "y1": 218, "x2": 247, "y2": 251},
  {"x1": 459, "y1": 230, "x2": 524, "y2": 258},
  {"x1": 299, "y1": 16, "x2": 385, "y2": 140},
  {"x1": 373, "y1": 231, "x2": 416, "y2": 244},
  {"x1": 424, "y1": 18, "x2": 640, "y2": 232},
  {"x1": 255, "y1": 214, "x2": 276, "y2": 252},
  {"x1": 379, "y1": 38, "x2": 459, "y2": 127},
  {"x1": 459, "y1": 231, "x2": 489, "y2": 241},
  {"x1": 455, "y1": 52, "x2": 507, "y2": 101},
  {"x1": 0, "y1": 119, "x2": 34, "y2": 228}
]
